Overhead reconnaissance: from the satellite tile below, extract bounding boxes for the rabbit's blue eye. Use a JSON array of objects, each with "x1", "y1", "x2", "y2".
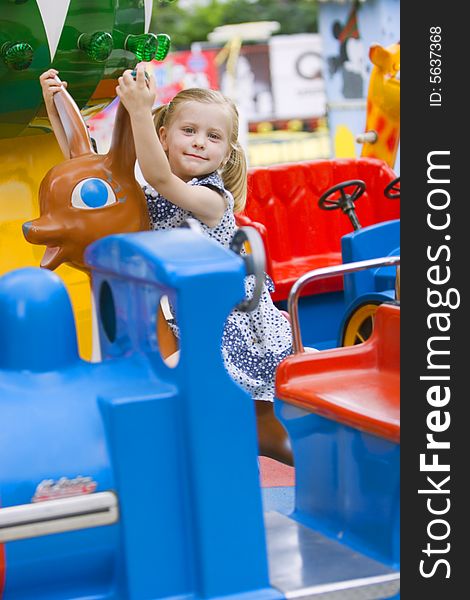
[{"x1": 71, "y1": 178, "x2": 117, "y2": 210}]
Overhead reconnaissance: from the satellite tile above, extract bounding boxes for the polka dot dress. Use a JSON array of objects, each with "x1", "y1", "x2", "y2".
[{"x1": 143, "y1": 172, "x2": 293, "y2": 401}]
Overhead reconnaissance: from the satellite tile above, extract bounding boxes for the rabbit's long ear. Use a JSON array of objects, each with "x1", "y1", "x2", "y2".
[
  {"x1": 106, "y1": 100, "x2": 137, "y2": 174},
  {"x1": 53, "y1": 81, "x2": 95, "y2": 158}
]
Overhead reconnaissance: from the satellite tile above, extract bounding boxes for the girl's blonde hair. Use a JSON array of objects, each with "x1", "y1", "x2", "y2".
[{"x1": 152, "y1": 88, "x2": 247, "y2": 213}]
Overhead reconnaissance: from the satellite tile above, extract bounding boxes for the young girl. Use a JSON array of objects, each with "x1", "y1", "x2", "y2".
[
  {"x1": 116, "y1": 66, "x2": 293, "y2": 403},
  {"x1": 39, "y1": 67, "x2": 293, "y2": 405}
]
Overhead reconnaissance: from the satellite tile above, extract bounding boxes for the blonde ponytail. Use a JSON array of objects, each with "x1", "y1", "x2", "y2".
[
  {"x1": 152, "y1": 103, "x2": 170, "y2": 131},
  {"x1": 220, "y1": 142, "x2": 247, "y2": 213}
]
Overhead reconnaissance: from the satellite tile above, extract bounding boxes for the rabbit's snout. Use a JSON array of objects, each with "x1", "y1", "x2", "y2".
[
  {"x1": 22, "y1": 215, "x2": 63, "y2": 245},
  {"x1": 22, "y1": 216, "x2": 67, "y2": 270}
]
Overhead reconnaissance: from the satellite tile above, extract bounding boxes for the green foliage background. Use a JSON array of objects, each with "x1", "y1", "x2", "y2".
[{"x1": 152, "y1": 0, "x2": 318, "y2": 50}]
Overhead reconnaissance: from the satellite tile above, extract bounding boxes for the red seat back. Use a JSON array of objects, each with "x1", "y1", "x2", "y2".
[
  {"x1": 276, "y1": 303, "x2": 400, "y2": 442},
  {"x1": 375, "y1": 302, "x2": 400, "y2": 371},
  {"x1": 240, "y1": 158, "x2": 399, "y2": 278}
]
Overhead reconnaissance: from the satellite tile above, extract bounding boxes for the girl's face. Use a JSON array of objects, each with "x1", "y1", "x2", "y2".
[{"x1": 159, "y1": 101, "x2": 231, "y2": 181}]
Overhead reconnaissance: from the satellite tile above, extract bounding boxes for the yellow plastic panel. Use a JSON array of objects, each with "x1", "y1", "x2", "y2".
[
  {"x1": 334, "y1": 125, "x2": 356, "y2": 158},
  {"x1": 0, "y1": 133, "x2": 92, "y2": 359}
]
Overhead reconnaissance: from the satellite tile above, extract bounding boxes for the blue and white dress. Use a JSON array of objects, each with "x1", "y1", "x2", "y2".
[{"x1": 143, "y1": 171, "x2": 293, "y2": 402}]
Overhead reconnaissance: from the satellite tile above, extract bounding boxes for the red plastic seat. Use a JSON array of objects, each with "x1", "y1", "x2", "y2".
[
  {"x1": 237, "y1": 159, "x2": 400, "y2": 301},
  {"x1": 276, "y1": 303, "x2": 400, "y2": 442}
]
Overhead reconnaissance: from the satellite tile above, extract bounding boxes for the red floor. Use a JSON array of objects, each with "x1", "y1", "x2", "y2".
[{"x1": 259, "y1": 457, "x2": 295, "y2": 488}]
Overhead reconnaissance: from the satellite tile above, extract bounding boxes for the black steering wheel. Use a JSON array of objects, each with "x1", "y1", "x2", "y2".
[
  {"x1": 230, "y1": 226, "x2": 266, "y2": 312},
  {"x1": 318, "y1": 179, "x2": 366, "y2": 231},
  {"x1": 384, "y1": 177, "x2": 400, "y2": 199}
]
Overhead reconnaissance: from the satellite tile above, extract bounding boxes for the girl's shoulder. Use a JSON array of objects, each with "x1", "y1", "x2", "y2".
[{"x1": 188, "y1": 172, "x2": 235, "y2": 211}]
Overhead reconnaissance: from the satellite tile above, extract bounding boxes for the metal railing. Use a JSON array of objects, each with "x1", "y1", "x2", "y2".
[
  {"x1": 288, "y1": 256, "x2": 401, "y2": 353},
  {"x1": 0, "y1": 491, "x2": 118, "y2": 542}
]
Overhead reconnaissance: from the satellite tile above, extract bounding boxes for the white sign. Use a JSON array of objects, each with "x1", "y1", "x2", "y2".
[{"x1": 269, "y1": 34, "x2": 327, "y2": 120}]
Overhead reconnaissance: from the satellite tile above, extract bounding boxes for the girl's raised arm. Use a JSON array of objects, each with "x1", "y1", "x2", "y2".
[
  {"x1": 40, "y1": 69, "x2": 71, "y2": 159},
  {"x1": 116, "y1": 68, "x2": 226, "y2": 227}
]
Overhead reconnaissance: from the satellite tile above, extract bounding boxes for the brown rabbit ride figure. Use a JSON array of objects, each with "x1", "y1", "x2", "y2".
[
  {"x1": 22, "y1": 74, "x2": 177, "y2": 358},
  {"x1": 23, "y1": 76, "x2": 150, "y2": 271}
]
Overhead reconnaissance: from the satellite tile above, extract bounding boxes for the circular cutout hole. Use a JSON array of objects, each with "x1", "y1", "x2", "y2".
[{"x1": 99, "y1": 281, "x2": 116, "y2": 343}]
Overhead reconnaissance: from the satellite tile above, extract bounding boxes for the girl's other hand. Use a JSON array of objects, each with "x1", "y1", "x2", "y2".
[
  {"x1": 39, "y1": 69, "x2": 67, "y2": 107},
  {"x1": 116, "y1": 66, "x2": 156, "y2": 115}
]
